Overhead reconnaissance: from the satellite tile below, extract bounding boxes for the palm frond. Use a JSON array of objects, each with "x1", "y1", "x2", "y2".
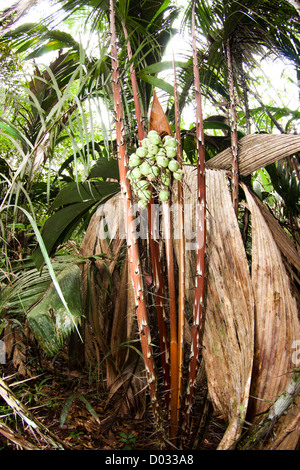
[
  {"x1": 243, "y1": 184, "x2": 300, "y2": 449},
  {"x1": 202, "y1": 169, "x2": 254, "y2": 450},
  {"x1": 26, "y1": 264, "x2": 83, "y2": 355},
  {"x1": 206, "y1": 134, "x2": 300, "y2": 175}
]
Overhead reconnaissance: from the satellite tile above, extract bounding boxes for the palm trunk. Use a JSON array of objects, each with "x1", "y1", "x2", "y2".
[
  {"x1": 184, "y1": 0, "x2": 206, "y2": 436},
  {"x1": 173, "y1": 52, "x2": 185, "y2": 421},
  {"x1": 121, "y1": 19, "x2": 171, "y2": 411},
  {"x1": 148, "y1": 201, "x2": 171, "y2": 412},
  {"x1": 109, "y1": 0, "x2": 164, "y2": 440},
  {"x1": 226, "y1": 38, "x2": 239, "y2": 217},
  {"x1": 121, "y1": 19, "x2": 145, "y2": 142}
]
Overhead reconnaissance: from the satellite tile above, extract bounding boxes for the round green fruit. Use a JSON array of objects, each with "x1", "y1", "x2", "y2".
[
  {"x1": 173, "y1": 169, "x2": 184, "y2": 181},
  {"x1": 159, "y1": 189, "x2": 170, "y2": 202},
  {"x1": 148, "y1": 134, "x2": 161, "y2": 146},
  {"x1": 136, "y1": 179, "x2": 149, "y2": 191},
  {"x1": 165, "y1": 137, "x2": 177, "y2": 148},
  {"x1": 161, "y1": 173, "x2": 170, "y2": 186},
  {"x1": 168, "y1": 159, "x2": 179, "y2": 172},
  {"x1": 149, "y1": 165, "x2": 160, "y2": 178},
  {"x1": 138, "y1": 188, "x2": 152, "y2": 202},
  {"x1": 147, "y1": 130, "x2": 159, "y2": 138},
  {"x1": 128, "y1": 153, "x2": 141, "y2": 168},
  {"x1": 156, "y1": 155, "x2": 169, "y2": 168},
  {"x1": 148, "y1": 144, "x2": 159, "y2": 155},
  {"x1": 163, "y1": 135, "x2": 172, "y2": 145},
  {"x1": 131, "y1": 166, "x2": 142, "y2": 180},
  {"x1": 140, "y1": 161, "x2": 151, "y2": 176},
  {"x1": 156, "y1": 148, "x2": 166, "y2": 157},
  {"x1": 141, "y1": 138, "x2": 150, "y2": 148},
  {"x1": 165, "y1": 146, "x2": 177, "y2": 158},
  {"x1": 136, "y1": 146, "x2": 147, "y2": 158}
]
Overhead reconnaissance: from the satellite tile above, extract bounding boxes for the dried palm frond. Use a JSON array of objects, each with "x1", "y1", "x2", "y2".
[
  {"x1": 206, "y1": 134, "x2": 300, "y2": 176},
  {"x1": 244, "y1": 192, "x2": 300, "y2": 274},
  {"x1": 242, "y1": 184, "x2": 300, "y2": 450},
  {"x1": 202, "y1": 169, "x2": 254, "y2": 450}
]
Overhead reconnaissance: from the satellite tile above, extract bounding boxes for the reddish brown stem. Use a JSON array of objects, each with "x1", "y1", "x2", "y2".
[
  {"x1": 109, "y1": 0, "x2": 164, "y2": 439},
  {"x1": 121, "y1": 19, "x2": 145, "y2": 143},
  {"x1": 161, "y1": 200, "x2": 178, "y2": 440},
  {"x1": 121, "y1": 19, "x2": 171, "y2": 410},
  {"x1": 226, "y1": 38, "x2": 239, "y2": 217},
  {"x1": 184, "y1": 0, "x2": 206, "y2": 435},
  {"x1": 173, "y1": 51, "x2": 185, "y2": 418},
  {"x1": 148, "y1": 200, "x2": 171, "y2": 412}
]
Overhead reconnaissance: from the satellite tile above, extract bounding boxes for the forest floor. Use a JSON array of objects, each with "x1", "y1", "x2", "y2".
[{"x1": 0, "y1": 352, "x2": 225, "y2": 451}]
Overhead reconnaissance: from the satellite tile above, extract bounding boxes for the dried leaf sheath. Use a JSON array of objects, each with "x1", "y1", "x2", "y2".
[
  {"x1": 109, "y1": 0, "x2": 163, "y2": 435},
  {"x1": 184, "y1": 0, "x2": 206, "y2": 427}
]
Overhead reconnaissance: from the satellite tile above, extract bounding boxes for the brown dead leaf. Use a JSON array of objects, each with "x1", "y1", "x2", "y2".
[
  {"x1": 148, "y1": 90, "x2": 172, "y2": 137},
  {"x1": 206, "y1": 134, "x2": 300, "y2": 176},
  {"x1": 202, "y1": 169, "x2": 255, "y2": 450},
  {"x1": 242, "y1": 184, "x2": 300, "y2": 450}
]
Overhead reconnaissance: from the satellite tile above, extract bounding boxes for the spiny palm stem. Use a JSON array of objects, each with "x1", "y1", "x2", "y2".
[
  {"x1": 173, "y1": 51, "x2": 185, "y2": 420},
  {"x1": 109, "y1": 0, "x2": 164, "y2": 440},
  {"x1": 161, "y1": 199, "x2": 178, "y2": 440},
  {"x1": 183, "y1": 0, "x2": 206, "y2": 439},
  {"x1": 121, "y1": 18, "x2": 171, "y2": 411},
  {"x1": 121, "y1": 19, "x2": 145, "y2": 142},
  {"x1": 226, "y1": 38, "x2": 239, "y2": 217},
  {"x1": 148, "y1": 200, "x2": 171, "y2": 412}
]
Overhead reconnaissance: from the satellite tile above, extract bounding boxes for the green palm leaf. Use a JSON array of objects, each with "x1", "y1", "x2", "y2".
[
  {"x1": 33, "y1": 180, "x2": 119, "y2": 268},
  {"x1": 26, "y1": 264, "x2": 83, "y2": 355}
]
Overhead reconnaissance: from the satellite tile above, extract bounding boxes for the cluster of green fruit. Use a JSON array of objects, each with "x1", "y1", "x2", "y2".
[{"x1": 127, "y1": 130, "x2": 184, "y2": 209}]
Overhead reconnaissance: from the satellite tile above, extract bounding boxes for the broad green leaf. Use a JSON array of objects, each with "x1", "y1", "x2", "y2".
[
  {"x1": 3, "y1": 22, "x2": 48, "y2": 39},
  {"x1": 88, "y1": 158, "x2": 120, "y2": 181},
  {"x1": 138, "y1": 72, "x2": 174, "y2": 96},
  {"x1": 50, "y1": 180, "x2": 119, "y2": 210},
  {"x1": 26, "y1": 41, "x2": 66, "y2": 59},
  {"x1": 33, "y1": 200, "x2": 97, "y2": 268},
  {"x1": 16, "y1": 37, "x2": 40, "y2": 54},
  {"x1": 33, "y1": 181, "x2": 119, "y2": 268},
  {"x1": 140, "y1": 60, "x2": 187, "y2": 75}
]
